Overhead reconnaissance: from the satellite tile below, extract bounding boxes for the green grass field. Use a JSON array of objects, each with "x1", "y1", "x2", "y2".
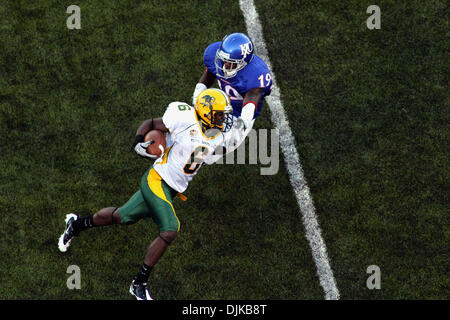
[{"x1": 0, "y1": 0, "x2": 448, "y2": 300}]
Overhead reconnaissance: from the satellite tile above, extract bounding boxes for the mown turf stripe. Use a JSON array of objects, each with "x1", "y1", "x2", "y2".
[{"x1": 239, "y1": 0, "x2": 340, "y2": 300}]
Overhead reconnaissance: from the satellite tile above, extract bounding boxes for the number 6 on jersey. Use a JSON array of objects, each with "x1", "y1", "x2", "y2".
[{"x1": 183, "y1": 146, "x2": 209, "y2": 174}]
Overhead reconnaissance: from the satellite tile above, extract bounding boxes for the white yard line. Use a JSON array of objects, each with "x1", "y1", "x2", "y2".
[{"x1": 239, "y1": 0, "x2": 340, "y2": 300}]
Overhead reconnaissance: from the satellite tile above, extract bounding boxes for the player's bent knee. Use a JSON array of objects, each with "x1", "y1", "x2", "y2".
[
  {"x1": 159, "y1": 230, "x2": 177, "y2": 244},
  {"x1": 113, "y1": 208, "x2": 123, "y2": 224}
]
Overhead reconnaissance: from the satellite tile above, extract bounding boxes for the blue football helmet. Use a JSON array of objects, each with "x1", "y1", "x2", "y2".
[{"x1": 215, "y1": 33, "x2": 254, "y2": 79}]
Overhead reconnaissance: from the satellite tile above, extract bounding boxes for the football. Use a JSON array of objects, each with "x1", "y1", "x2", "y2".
[{"x1": 144, "y1": 130, "x2": 166, "y2": 157}]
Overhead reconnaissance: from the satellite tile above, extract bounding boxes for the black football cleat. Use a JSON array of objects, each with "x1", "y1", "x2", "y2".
[
  {"x1": 58, "y1": 213, "x2": 79, "y2": 252},
  {"x1": 129, "y1": 279, "x2": 154, "y2": 300}
]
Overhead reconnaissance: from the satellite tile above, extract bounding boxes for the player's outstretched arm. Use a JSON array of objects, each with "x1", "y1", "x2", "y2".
[
  {"x1": 240, "y1": 87, "x2": 264, "y2": 128},
  {"x1": 193, "y1": 69, "x2": 216, "y2": 105},
  {"x1": 218, "y1": 87, "x2": 265, "y2": 158},
  {"x1": 243, "y1": 87, "x2": 264, "y2": 108},
  {"x1": 198, "y1": 69, "x2": 216, "y2": 87}
]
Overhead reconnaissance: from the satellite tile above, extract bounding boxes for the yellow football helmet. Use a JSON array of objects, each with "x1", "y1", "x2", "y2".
[{"x1": 194, "y1": 88, "x2": 233, "y2": 132}]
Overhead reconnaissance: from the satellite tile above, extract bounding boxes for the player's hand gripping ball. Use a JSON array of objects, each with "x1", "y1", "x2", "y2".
[{"x1": 144, "y1": 130, "x2": 166, "y2": 157}]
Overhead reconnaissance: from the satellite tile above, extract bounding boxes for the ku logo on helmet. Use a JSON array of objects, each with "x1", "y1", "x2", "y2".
[{"x1": 240, "y1": 42, "x2": 253, "y2": 59}]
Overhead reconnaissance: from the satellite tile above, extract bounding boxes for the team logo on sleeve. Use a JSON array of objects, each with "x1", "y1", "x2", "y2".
[{"x1": 240, "y1": 42, "x2": 253, "y2": 59}]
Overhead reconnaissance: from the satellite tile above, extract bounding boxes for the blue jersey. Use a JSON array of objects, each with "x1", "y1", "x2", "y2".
[{"x1": 203, "y1": 42, "x2": 272, "y2": 119}]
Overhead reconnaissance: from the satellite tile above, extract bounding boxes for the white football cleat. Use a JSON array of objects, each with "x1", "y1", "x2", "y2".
[
  {"x1": 129, "y1": 279, "x2": 154, "y2": 300},
  {"x1": 58, "y1": 213, "x2": 79, "y2": 252}
]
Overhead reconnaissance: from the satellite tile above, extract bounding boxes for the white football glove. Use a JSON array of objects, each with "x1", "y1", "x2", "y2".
[
  {"x1": 134, "y1": 140, "x2": 159, "y2": 159},
  {"x1": 192, "y1": 83, "x2": 207, "y2": 105}
]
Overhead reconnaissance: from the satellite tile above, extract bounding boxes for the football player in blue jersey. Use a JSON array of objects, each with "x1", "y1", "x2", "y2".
[{"x1": 192, "y1": 33, "x2": 273, "y2": 153}]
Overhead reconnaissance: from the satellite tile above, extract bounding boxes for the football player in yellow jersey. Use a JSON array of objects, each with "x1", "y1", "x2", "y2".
[{"x1": 58, "y1": 89, "x2": 234, "y2": 300}]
